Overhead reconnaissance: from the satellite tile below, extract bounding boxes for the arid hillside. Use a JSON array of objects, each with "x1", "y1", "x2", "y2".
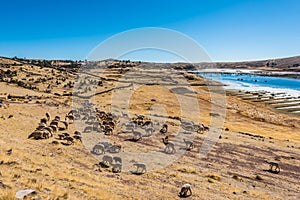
[{"x1": 0, "y1": 57, "x2": 299, "y2": 200}]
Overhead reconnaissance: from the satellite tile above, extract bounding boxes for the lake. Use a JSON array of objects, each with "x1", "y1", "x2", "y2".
[{"x1": 195, "y1": 72, "x2": 300, "y2": 97}]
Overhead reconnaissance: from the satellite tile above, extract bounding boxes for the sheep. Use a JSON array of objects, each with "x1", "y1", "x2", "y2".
[
  {"x1": 106, "y1": 121, "x2": 116, "y2": 129},
  {"x1": 45, "y1": 112, "x2": 51, "y2": 121},
  {"x1": 73, "y1": 135, "x2": 82, "y2": 143},
  {"x1": 49, "y1": 125, "x2": 58, "y2": 132},
  {"x1": 145, "y1": 127, "x2": 155, "y2": 136},
  {"x1": 74, "y1": 113, "x2": 81, "y2": 120},
  {"x1": 92, "y1": 143, "x2": 105, "y2": 155},
  {"x1": 87, "y1": 115, "x2": 97, "y2": 123},
  {"x1": 108, "y1": 144, "x2": 122, "y2": 153},
  {"x1": 133, "y1": 163, "x2": 147, "y2": 173},
  {"x1": 82, "y1": 113, "x2": 90, "y2": 121},
  {"x1": 50, "y1": 120, "x2": 59, "y2": 127},
  {"x1": 28, "y1": 131, "x2": 44, "y2": 140},
  {"x1": 58, "y1": 133, "x2": 69, "y2": 140},
  {"x1": 131, "y1": 129, "x2": 142, "y2": 141},
  {"x1": 28, "y1": 130, "x2": 51, "y2": 140},
  {"x1": 160, "y1": 124, "x2": 168, "y2": 134},
  {"x1": 58, "y1": 121, "x2": 68, "y2": 131},
  {"x1": 65, "y1": 114, "x2": 74, "y2": 123},
  {"x1": 104, "y1": 126, "x2": 113, "y2": 135},
  {"x1": 162, "y1": 137, "x2": 176, "y2": 154},
  {"x1": 83, "y1": 126, "x2": 93, "y2": 133},
  {"x1": 54, "y1": 116, "x2": 60, "y2": 121},
  {"x1": 64, "y1": 136, "x2": 74, "y2": 145},
  {"x1": 102, "y1": 155, "x2": 113, "y2": 166},
  {"x1": 201, "y1": 124, "x2": 209, "y2": 131},
  {"x1": 265, "y1": 160, "x2": 280, "y2": 173},
  {"x1": 36, "y1": 124, "x2": 46, "y2": 131},
  {"x1": 122, "y1": 112, "x2": 129, "y2": 118},
  {"x1": 179, "y1": 183, "x2": 192, "y2": 197},
  {"x1": 112, "y1": 163, "x2": 122, "y2": 173},
  {"x1": 74, "y1": 131, "x2": 81, "y2": 135},
  {"x1": 183, "y1": 139, "x2": 194, "y2": 150},
  {"x1": 43, "y1": 126, "x2": 53, "y2": 135},
  {"x1": 182, "y1": 124, "x2": 194, "y2": 131},
  {"x1": 113, "y1": 156, "x2": 122, "y2": 164},
  {"x1": 42, "y1": 130, "x2": 52, "y2": 139},
  {"x1": 142, "y1": 120, "x2": 153, "y2": 128},
  {"x1": 92, "y1": 122, "x2": 99, "y2": 130},
  {"x1": 124, "y1": 121, "x2": 136, "y2": 130},
  {"x1": 42, "y1": 128, "x2": 53, "y2": 138},
  {"x1": 40, "y1": 118, "x2": 48, "y2": 124}
]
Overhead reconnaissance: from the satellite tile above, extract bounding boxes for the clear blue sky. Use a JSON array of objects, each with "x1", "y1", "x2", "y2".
[{"x1": 0, "y1": 0, "x2": 299, "y2": 62}]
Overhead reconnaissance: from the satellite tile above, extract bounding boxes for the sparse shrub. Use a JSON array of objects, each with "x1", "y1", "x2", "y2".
[
  {"x1": 232, "y1": 175, "x2": 239, "y2": 180},
  {"x1": 255, "y1": 175, "x2": 263, "y2": 181},
  {"x1": 208, "y1": 178, "x2": 214, "y2": 183},
  {"x1": 206, "y1": 174, "x2": 221, "y2": 181}
]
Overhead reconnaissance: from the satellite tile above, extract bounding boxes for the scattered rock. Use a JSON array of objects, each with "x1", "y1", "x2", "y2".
[{"x1": 15, "y1": 189, "x2": 36, "y2": 199}]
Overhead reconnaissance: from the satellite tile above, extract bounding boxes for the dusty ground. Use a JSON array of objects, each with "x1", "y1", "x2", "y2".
[{"x1": 0, "y1": 58, "x2": 299, "y2": 200}]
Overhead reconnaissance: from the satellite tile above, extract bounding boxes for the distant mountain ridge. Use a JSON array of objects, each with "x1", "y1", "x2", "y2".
[{"x1": 1, "y1": 55, "x2": 300, "y2": 72}]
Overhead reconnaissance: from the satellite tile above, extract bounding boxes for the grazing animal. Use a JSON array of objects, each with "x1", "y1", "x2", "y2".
[
  {"x1": 104, "y1": 126, "x2": 113, "y2": 135},
  {"x1": 73, "y1": 135, "x2": 82, "y2": 142},
  {"x1": 142, "y1": 120, "x2": 153, "y2": 128},
  {"x1": 113, "y1": 156, "x2": 122, "y2": 164},
  {"x1": 125, "y1": 121, "x2": 136, "y2": 130},
  {"x1": 59, "y1": 121, "x2": 69, "y2": 130},
  {"x1": 145, "y1": 127, "x2": 155, "y2": 136},
  {"x1": 74, "y1": 113, "x2": 81, "y2": 120},
  {"x1": 64, "y1": 136, "x2": 74, "y2": 145},
  {"x1": 108, "y1": 144, "x2": 122, "y2": 153},
  {"x1": 183, "y1": 125, "x2": 194, "y2": 131},
  {"x1": 102, "y1": 155, "x2": 113, "y2": 166},
  {"x1": 201, "y1": 124, "x2": 209, "y2": 131},
  {"x1": 162, "y1": 137, "x2": 176, "y2": 154},
  {"x1": 83, "y1": 126, "x2": 93, "y2": 133},
  {"x1": 179, "y1": 183, "x2": 192, "y2": 197},
  {"x1": 133, "y1": 163, "x2": 147, "y2": 173},
  {"x1": 92, "y1": 143, "x2": 105, "y2": 155},
  {"x1": 43, "y1": 127, "x2": 53, "y2": 135},
  {"x1": 87, "y1": 115, "x2": 97, "y2": 123},
  {"x1": 265, "y1": 160, "x2": 280, "y2": 173},
  {"x1": 112, "y1": 163, "x2": 122, "y2": 173},
  {"x1": 49, "y1": 125, "x2": 58, "y2": 132},
  {"x1": 40, "y1": 118, "x2": 48, "y2": 124},
  {"x1": 28, "y1": 131, "x2": 45, "y2": 140},
  {"x1": 36, "y1": 124, "x2": 46, "y2": 131},
  {"x1": 122, "y1": 112, "x2": 129, "y2": 118},
  {"x1": 131, "y1": 129, "x2": 143, "y2": 141},
  {"x1": 74, "y1": 131, "x2": 81, "y2": 135},
  {"x1": 65, "y1": 114, "x2": 74, "y2": 123},
  {"x1": 46, "y1": 112, "x2": 51, "y2": 121},
  {"x1": 183, "y1": 139, "x2": 194, "y2": 150},
  {"x1": 58, "y1": 133, "x2": 69, "y2": 140},
  {"x1": 67, "y1": 110, "x2": 77, "y2": 116},
  {"x1": 50, "y1": 120, "x2": 59, "y2": 127},
  {"x1": 54, "y1": 116, "x2": 60, "y2": 121},
  {"x1": 160, "y1": 124, "x2": 168, "y2": 134}
]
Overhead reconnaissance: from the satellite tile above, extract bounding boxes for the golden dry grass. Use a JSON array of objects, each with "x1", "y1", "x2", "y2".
[{"x1": 0, "y1": 59, "x2": 299, "y2": 199}]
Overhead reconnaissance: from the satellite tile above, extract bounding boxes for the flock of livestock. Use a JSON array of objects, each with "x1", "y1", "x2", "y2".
[{"x1": 28, "y1": 100, "x2": 209, "y2": 175}]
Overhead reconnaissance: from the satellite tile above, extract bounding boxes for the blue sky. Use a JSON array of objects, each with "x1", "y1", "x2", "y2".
[{"x1": 0, "y1": 0, "x2": 299, "y2": 62}]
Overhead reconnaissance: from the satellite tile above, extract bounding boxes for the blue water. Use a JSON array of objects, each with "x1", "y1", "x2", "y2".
[{"x1": 196, "y1": 73, "x2": 300, "y2": 91}]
